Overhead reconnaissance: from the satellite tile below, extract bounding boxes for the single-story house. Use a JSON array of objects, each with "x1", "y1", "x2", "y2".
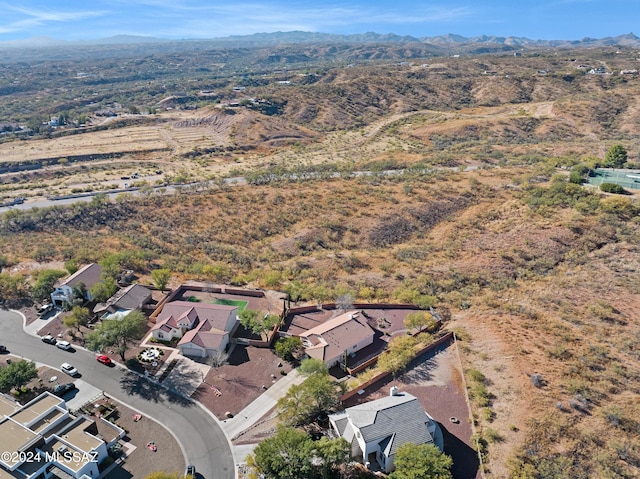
[
  {"x1": 151, "y1": 301, "x2": 238, "y2": 357},
  {"x1": 298, "y1": 311, "x2": 374, "y2": 368},
  {"x1": 51, "y1": 263, "x2": 102, "y2": 307},
  {"x1": 93, "y1": 283, "x2": 152, "y2": 319},
  {"x1": 329, "y1": 389, "x2": 442, "y2": 473}
]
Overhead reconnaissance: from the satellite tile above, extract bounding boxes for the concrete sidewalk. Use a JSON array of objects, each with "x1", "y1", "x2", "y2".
[{"x1": 221, "y1": 369, "x2": 305, "y2": 439}]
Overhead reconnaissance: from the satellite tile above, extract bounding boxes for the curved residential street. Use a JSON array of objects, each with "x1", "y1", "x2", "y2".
[{"x1": 0, "y1": 309, "x2": 234, "y2": 479}]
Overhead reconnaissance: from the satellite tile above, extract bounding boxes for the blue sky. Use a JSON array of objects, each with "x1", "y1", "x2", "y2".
[{"x1": 0, "y1": 0, "x2": 637, "y2": 42}]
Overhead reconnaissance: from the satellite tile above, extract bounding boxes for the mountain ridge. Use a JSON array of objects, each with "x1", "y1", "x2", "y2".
[{"x1": 0, "y1": 31, "x2": 638, "y2": 50}]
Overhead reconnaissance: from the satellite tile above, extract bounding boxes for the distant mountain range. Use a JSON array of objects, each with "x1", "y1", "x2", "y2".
[{"x1": 1, "y1": 31, "x2": 639, "y2": 50}]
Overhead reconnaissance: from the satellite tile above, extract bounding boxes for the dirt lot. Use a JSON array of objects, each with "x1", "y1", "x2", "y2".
[{"x1": 193, "y1": 344, "x2": 293, "y2": 419}]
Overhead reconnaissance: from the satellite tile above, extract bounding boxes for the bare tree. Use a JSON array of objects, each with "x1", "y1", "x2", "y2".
[
  {"x1": 335, "y1": 294, "x2": 354, "y2": 312},
  {"x1": 207, "y1": 349, "x2": 229, "y2": 369}
]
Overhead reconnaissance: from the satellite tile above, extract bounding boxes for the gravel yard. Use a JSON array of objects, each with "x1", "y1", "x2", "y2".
[
  {"x1": 103, "y1": 397, "x2": 185, "y2": 479},
  {"x1": 192, "y1": 344, "x2": 293, "y2": 419}
]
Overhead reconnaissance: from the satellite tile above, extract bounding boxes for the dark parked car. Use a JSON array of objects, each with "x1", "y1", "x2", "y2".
[{"x1": 53, "y1": 383, "x2": 76, "y2": 397}]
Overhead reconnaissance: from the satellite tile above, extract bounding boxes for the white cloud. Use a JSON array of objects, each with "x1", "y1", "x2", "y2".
[
  {"x1": 2, "y1": 4, "x2": 108, "y2": 21},
  {"x1": 0, "y1": 4, "x2": 108, "y2": 35}
]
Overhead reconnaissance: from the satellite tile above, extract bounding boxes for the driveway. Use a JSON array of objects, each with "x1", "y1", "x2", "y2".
[
  {"x1": 55, "y1": 378, "x2": 103, "y2": 411},
  {"x1": 0, "y1": 309, "x2": 234, "y2": 479},
  {"x1": 162, "y1": 352, "x2": 211, "y2": 397}
]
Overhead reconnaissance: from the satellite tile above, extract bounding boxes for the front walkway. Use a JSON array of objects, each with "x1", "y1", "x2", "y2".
[{"x1": 221, "y1": 369, "x2": 305, "y2": 440}]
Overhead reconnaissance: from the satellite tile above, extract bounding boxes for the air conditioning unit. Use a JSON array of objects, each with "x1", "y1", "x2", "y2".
[{"x1": 57, "y1": 445, "x2": 67, "y2": 454}]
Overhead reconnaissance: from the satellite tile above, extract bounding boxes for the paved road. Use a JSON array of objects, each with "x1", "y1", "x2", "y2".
[
  {"x1": 0, "y1": 309, "x2": 234, "y2": 479},
  {"x1": 0, "y1": 165, "x2": 481, "y2": 215},
  {"x1": 0, "y1": 177, "x2": 246, "y2": 214}
]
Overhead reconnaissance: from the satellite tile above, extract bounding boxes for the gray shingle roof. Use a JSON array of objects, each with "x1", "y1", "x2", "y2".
[
  {"x1": 337, "y1": 392, "x2": 434, "y2": 456},
  {"x1": 109, "y1": 284, "x2": 151, "y2": 310}
]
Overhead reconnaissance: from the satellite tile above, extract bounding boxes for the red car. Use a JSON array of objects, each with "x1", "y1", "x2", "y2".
[{"x1": 96, "y1": 355, "x2": 112, "y2": 366}]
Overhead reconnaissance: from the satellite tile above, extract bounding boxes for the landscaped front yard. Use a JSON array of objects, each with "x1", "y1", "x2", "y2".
[{"x1": 192, "y1": 344, "x2": 293, "y2": 419}]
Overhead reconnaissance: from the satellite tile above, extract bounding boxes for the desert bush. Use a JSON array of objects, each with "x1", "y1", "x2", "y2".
[
  {"x1": 467, "y1": 368, "x2": 486, "y2": 383},
  {"x1": 530, "y1": 373, "x2": 544, "y2": 388},
  {"x1": 600, "y1": 182, "x2": 626, "y2": 194},
  {"x1": 484, "y1": 428, "x2": 503, "y2": 443}
]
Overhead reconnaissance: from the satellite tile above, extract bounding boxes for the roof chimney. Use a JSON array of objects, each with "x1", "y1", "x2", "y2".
[{"x1": 390, "y1": 386, "x2": 399, "y2": 396}]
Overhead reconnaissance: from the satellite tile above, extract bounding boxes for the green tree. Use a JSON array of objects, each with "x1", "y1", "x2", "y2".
[
  {"x1": 90, "y1": 276, "x2": 118, "y2": 302},
  {"x1": 377, "y1": 336, "x2": 419, "y2": 376},
  {"x1": 299, "y1": 358, "x2": 328, "y2": 377},
  {"x1": 249, "y1": 427, "x2": 316, "y2": 479},
  {"x1": 604, "y1": 144, "x2": 628, "y2": 168},
  {"x1": 31, "y1": 269, "x2": 66, "y2": 302},
  {"x1": 277, "y1": 370, "x2": 341, "y2": 426},
  {"x1": 26, "y1": 115, "x2": 46, "y2": 134},
  {"x1": 86, "y1": 310, "x2": 146, "y2": 361},
  {"x1": 72, "y1": 281, "x2": 87, "y2": 302},
  {"x1": 202, "y1": 263, "x2": 231, "y2": 282},
  {"x1": 405, "y1": 311, "x2": 437, "y2": 333},
  {"x1": 389, "y1": 443, "x2": 453, "y2": 479},
  {"x1": 313, "y1": 436, "x2": 351, "y2": 479},
  {"x1": 99, "y1": 255, "x2": 120, "y2": 280},
  {"x1": 63, "y1": 306, "x2": 91, "y2": 335},
  {"x1": 239, "y1": 309, "x2": 279, "y2": 337},
  {"x1": 0, "y1": 360, "x2": 38, "y2": 393},
  {"x1": 275, "y1": 336, "x2": 303, "y2": 361},
  {"x1": 64, "y1": 259, "x2": 79, "y2": 275},
  {"x1": 0, "y1": 273, "x2": 28, "y2": 305},
  {"x1": 569, "y1": 164, "x2": 590, "y2": 184},
  {"x1": 151, "y1": 268, "x2": 172, "y2": 291}
]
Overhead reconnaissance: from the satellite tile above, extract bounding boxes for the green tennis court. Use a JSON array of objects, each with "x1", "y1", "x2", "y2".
[
  {"x1": 587, "y1": 169, "x2": 640, "y2": 190},
  {"x1": 212, "y1": 298, "x2": 249, "y2": 311}
]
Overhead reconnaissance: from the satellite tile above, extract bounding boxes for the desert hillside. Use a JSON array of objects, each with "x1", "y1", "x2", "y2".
[{"x1": 1, "y1": 44, "x2": 640, "y2": 478}]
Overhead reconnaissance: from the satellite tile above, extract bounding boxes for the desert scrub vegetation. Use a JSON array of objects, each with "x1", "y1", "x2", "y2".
[{"x1": 3, "y1": 158, "x2": 640, "y2": 477}]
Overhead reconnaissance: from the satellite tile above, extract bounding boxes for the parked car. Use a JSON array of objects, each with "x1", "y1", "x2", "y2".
[
  {"x1": 37, "y1": 303, "x2": 54, "y2": 317},
  {"x1": 53, "y1": 383, "x2": 76, "y2": 397},
  {"x1": 60, "y1": 363, "x2": 78, "y2": 376},
  {"x1": 56, "y1": 340, "x2": 72, "y2": 350},
  {"x1": 185, "y1": 465, "x2": 196, "y2": 478},
  {"x1": 41, "y1": 335, "x2": 57, "y2": 345},
  {"x1": 96, "y1": 355, "x2": 112, "y2": 366}
]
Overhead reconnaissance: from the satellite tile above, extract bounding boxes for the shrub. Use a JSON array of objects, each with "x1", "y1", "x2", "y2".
[
  {"x1": 530, "y1": 373, "x2": 544, "y2": 388},
  {"x1": 467, "y1": 368, "x2": 486, "y2": 383},
  {"x1": 485, "y1": 428, "x2": 503, "y2": 443},
  {"x1": 600, "y1": 182, "x2": 626, "y2": 194}
]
